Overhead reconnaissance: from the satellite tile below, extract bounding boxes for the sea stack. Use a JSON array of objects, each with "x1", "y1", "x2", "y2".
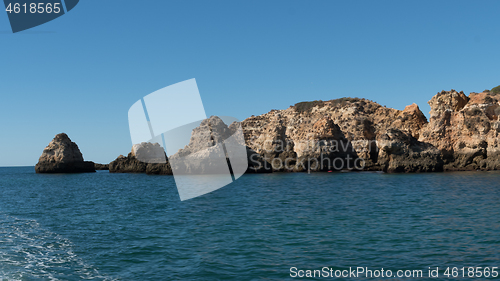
[
  {"x1": 35, "y1": 133, "x2": 95, "y2": 173},
  {"x1": 109, "y1": 142, "x2": 172, "y2": 175}
]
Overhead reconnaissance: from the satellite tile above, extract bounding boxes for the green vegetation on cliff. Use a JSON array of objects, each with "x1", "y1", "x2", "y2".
[
  {"x1": 491, "y1": 85, "x2": 500, "y2": 95},
  {"x1": 293, "y1": 100, "x2": 325, "y2": 113},
  {"x1": 293, "y1": 97, "x2": 363, "y2": 113}
]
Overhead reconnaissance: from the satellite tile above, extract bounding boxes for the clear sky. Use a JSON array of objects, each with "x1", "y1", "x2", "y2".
[{"x1": 1, "y1": 0, "x2": 499, "y2": 166}]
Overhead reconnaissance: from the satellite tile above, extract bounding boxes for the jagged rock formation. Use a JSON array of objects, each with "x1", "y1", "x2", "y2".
[
  {"x1": 241, "y1": 87, "x2": 500, "y2": 173},
  {"x1": 241, "y1": 97, "x2": 432, "y2": 172},
  {"x1": 109, "y1": 154, "x2": 147, "y2": 173},
  {"x1": 35, "y1": 133, "x2": 95, "y2": 173},
  {"x1": 375, "y1": 129, "x2": 443, "y2": 172},
  {"x1": 109, "y1": 117, "x2": 270, "y2": 175},
  {"x1": 170, "y1": 116, "x2": 232, "y2": 158},
  {"x1": 169, "y1": 116, "x2": 269, "y2": 174},
  {"x1": 109, "y1": 142, "x2": 172, "y2": 175},
  {"x1": 419, "y1": 90, "x2": 500, "y2": 170}
]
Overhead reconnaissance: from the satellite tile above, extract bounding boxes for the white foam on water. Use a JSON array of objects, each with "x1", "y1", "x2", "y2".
[{"x1": 0, "y1": 213, "x2": 118, "y2": 281}]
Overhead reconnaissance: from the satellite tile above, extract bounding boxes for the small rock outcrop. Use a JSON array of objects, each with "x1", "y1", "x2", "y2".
[
  {"x1": 94, "y1": 163, "x2": 109, "y2": 170},
  {"x1": 35, "y1": 133, "x2": 95, "y2": 173},
  {"x1": 109, "y1": 154, "x2": 147, "y2": 173},
  {"x1": 109, "y1": 142, "x2": 172, "y2": 175},
  {"x1": 428, "y1": 90, "x2": 469, "y2": 118}
]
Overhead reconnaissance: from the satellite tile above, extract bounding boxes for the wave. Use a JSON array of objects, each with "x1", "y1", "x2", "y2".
[{"x1": 0, "y1": 213, "x2": 117, "y2": 281}]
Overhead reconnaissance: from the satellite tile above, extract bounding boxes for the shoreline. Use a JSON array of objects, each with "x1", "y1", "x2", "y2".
[
  {"x1": 33, "y1": 88, "x2": 500, "y2": 175},
  {"x1": 5, "y1": 165, "x2": 498, "y2": 175}
]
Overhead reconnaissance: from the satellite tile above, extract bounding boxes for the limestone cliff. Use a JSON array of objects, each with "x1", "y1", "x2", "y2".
[
  {"x1": 241, "y1": 97, "x2": 432, "y2": 172},
  {"x1": 241, "y1": 87, "x2": 500, "y2": 173},
  {"x1": 108, "y1": 86, "x2": 500, "y2": 174},
  {"x1": 419, "y1": 90, "x2": 500, "y2": 170}
]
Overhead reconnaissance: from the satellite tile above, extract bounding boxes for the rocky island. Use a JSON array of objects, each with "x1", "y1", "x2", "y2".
[
  {"x1": 35, "y1": 133, "x2": 95, "y2": 173},
  {"x1": 109, "y1": 142, "x2": 172, "y2": 175}
]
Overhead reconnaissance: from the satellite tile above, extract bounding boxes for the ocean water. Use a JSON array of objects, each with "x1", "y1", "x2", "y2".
[{"x1": 0, "y1": 167, "x2": 500, "y2": 280}]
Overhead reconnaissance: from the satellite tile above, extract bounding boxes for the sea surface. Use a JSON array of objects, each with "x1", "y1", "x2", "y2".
[{"x1": 0, "y1": 167, "x2": 500, "y2": 280}]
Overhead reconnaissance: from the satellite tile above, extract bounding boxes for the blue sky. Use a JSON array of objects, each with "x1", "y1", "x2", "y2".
[{"x1": 1, "y1": 0, "x2": 499, "y2": 166}]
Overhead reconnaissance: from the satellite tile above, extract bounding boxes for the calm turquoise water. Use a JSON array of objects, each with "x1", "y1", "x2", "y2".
[{"x1": 1, "y1": 167, "x2": 500, "y2": 280}]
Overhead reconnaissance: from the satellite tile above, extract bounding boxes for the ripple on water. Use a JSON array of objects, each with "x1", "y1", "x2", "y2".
[{"x1": 0, "y1": 213, "x2": 117, "y2": 281}]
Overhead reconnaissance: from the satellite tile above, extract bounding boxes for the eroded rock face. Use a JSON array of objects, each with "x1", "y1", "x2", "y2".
[
  {"x1": 391, "y1": 103, "x2": 428, "y2": 139},
  {"x1": 169, "y1": 116, "x2": 270, "y2": 174},
  {"x1": 172, "y1": 116, "x2": 233, "y2": 158},
  {"x1": 108, "y1": 87, "x2": 500, "y2": 174},
  {"x1": 241, "y1": 98, "x2": 430, "y2": 172},
  {"x1": 239, "y1": 89, "x2": 500, "y2": 173},
  {"x1": 109, "y1": 154, "x2": 147, "y2": 173},
  {"x1": 428, "y1": 90, "x2": 469, "y2": 118},
  {"x1": 376, "y1": 129, "x2": 443, "y2": 173},
  {"x1": 35, "y1": 133, "x2": 95, "y2": 173},
  {"x1": 420, "y1": 90, "x2": 500, "y2": 171}
]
